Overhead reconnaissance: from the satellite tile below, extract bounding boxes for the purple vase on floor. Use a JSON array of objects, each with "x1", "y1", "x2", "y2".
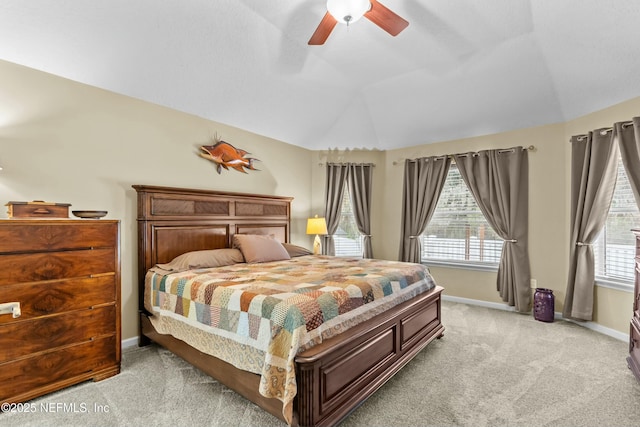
[{"x1": 533, "y1": 288, "x2": 555, "y2": 322}]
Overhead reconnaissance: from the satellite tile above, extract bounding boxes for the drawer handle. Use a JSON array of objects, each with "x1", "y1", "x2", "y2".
[
  {"x1": 0, "y1": 302, "x2": 21, "y2": 318},
  {"x1": 32, "y1": 208, "x2": 51, "y2": 214}
]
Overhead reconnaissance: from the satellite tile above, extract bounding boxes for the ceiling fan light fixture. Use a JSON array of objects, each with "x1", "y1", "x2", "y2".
[{"x1": 326, "y1": 0, "x2": 371, "y2": 25}]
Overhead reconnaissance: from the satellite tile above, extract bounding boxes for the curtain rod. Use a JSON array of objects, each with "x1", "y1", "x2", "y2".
[
  {"x1": 571, "y1": 120, "x2": 634, "y2": 142},
  {"x1": 318, "y1": 162, "x2": 376, "y2": 167},
  {"x1": 392, "y1": 145, "x2": 535, "y2": 166}
]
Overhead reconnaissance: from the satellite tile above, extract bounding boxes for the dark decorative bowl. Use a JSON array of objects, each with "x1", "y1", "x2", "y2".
[{"x1": 72, "y1": 210, "x2": 108, "y2": 219}]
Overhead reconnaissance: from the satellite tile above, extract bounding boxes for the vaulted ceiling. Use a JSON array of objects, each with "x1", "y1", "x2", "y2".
[{"x1": 1, "y1": 1, "x2": 640, "y2": 150}]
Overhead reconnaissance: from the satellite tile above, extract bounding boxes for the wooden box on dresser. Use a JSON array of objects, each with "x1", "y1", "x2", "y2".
[
  {"x1": 0, "y1": 219, "x2": 121, "y2": 406},
  {"x1": 629, "y1": 229, "x2": 640, "y2": 383}
]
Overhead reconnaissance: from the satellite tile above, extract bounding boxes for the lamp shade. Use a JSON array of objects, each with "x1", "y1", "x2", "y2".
[
  {"x1": 306, "y1": 216, "x2": 328, "y2": 235},
  {"x1": 327, "y1": 0, "x2": 371, "y2": 25}
]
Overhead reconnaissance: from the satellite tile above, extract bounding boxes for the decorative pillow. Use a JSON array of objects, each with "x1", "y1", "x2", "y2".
[
  {"x1": 154, "y1": 248, "x2": 245, "y2": 272},
  {"x1": 282, "y1": 243, "x2": 312, "y2": 257},
  {"x1": 232, "y1": 234, "x2": 291, "y2": 263}
]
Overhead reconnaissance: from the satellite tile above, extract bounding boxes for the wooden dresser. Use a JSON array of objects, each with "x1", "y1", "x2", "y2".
[
  {"x1": 629, "y1": 229, "x2": 640, "y2": 383},
  {"x1": 0, "y1": 219, "x2": 121, "y2": 405}
]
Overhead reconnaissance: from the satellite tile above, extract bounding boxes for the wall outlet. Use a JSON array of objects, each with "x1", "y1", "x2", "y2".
[{"x1": 530, "y1": 279, "x2": 537, "y2": 289}]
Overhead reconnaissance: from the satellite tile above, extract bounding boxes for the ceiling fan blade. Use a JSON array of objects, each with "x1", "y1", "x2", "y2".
[
  {"x1": 308, "y1": 12, "x2": 338, "y2": 45},
  {"x1": 365, "y1": 0, "x2": 409, "y2": 36}
]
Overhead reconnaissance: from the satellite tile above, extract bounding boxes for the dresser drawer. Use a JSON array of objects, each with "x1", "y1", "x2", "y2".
[
  {"x1": 0, "y1": 248, "x2": 115, "y2": 285},
  {"x1": 0, "y1": 305, "x2": 116, "y2": 364},
  {"x1": 0, "y1": 335, "x2": 117, "y2": 401},
  {"x1": 0, "y1": 221, "x2": 117, "y2": 253},
  {"x1": 0, "y1": 276, "x2": 115, "y2": 323}
]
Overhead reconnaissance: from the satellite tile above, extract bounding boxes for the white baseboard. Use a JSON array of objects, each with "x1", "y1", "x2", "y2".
[
  {"x1": 563, "y1": 318, "x2": 628, "y2": 342},
  {"x1": 442, "y1": 294, "x2": 518, "y2": 312},
  {"x1": 441, "y1": 294, "x2": 628, "y2": 342},
  {"x1": 122, "y1": 336, "x2": 139, "y2": 349}
]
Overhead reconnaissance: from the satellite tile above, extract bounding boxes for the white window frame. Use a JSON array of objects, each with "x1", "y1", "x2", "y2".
[
  {"x1": 420, "y1": 164, "x2": 502, "y2": 270},
  {"x1": 333, "y1": 188, "x2": 363, "y2": 258},
  {"x1": 594, "y1": 154, "x2": 639, "y2": 292}
]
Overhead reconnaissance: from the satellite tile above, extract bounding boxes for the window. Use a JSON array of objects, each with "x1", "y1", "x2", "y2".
[
  {"x1": 334, "y1": 189, "x2": 363, "y2": 257},
  {"x1": 421, "y1": 165, "x2": 503, "y2": 266},
  {"x1": 594, "y1": 155, "x2": 640, "y2": 285}
]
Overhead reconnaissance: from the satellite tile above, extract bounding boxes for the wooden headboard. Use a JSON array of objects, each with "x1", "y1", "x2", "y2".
[{"x1": 133, "y1": 185, "x2": 293, "y2": 312}]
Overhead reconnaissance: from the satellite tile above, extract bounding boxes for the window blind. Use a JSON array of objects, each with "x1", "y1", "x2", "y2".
[
  {"x1": 594, "y1": 155, "x2": 640, "y2": 282},
  {"x1": 334, "y1": 189, "x2": 363, "y2": 257},
  {"x1": 422, "y1": 165, "x2": 502, "y2": 265}
]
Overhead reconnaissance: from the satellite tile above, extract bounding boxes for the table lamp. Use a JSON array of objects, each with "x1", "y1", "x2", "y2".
[{"x1": 306, "y1": 215, "x2": 328, "y2": 255}]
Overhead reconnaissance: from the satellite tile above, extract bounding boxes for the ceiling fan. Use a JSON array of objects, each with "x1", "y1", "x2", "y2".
[{"x1": 308, "y1": 0, "x2": 409, "y2": 45}]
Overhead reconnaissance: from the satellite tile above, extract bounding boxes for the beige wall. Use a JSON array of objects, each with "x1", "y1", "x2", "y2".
[
  {"x1": 309, "y1": 124, "x2": 572, "y2": 310},
  {"x1": 379, "y1": 123, "x2": 569, "y2": 311},
  {"x1": 2, "y1": 58, "x2": 638, "y2": 340},
  {"x1": 310, "y1": 98, "x2": 640, "y2": 335},
  {"x1": 309, "y1": 125, "x2": 567, "y2": 314},
  {"x1": 0, "y1": 60, "x2": 314, "y2": 341}
]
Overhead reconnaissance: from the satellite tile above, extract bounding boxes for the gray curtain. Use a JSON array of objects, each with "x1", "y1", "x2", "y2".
[
  {"x1": 323, "y1": 163, "x2": 349, "y2": 256},
  {"x1": 564, "y1": 130, "x2": 619, "y2": 320},
  {"x1": 615, "y1": 117, "x2": 640, "y2": 207},
  {"x1": 399, "y1": 156, "x2": 451, "y2": 263},
  {"x1": 453, "y1": 148, "x2": 531, "y2": 312},
  {"x1": 347, "y1": 163, "x2": 374, "y2": 258}
]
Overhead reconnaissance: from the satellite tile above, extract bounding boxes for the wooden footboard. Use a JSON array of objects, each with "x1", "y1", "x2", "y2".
[{"x1": 294, "y1": 285, "x2": 444, "y2": 427}]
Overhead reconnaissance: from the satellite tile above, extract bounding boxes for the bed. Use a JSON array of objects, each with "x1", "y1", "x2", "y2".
[{"x1": 134, "y1": 185, "x2": 444, "y2": 427}]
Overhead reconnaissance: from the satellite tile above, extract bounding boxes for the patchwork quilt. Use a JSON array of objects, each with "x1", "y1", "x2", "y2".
[{"x1": 145, "y1": 255, "x2": 436, "y2": 424}]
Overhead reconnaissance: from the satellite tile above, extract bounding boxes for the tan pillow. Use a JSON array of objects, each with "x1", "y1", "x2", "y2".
[
  {"x1": 154, "y1": 248, "x2": 244, "y2": 272},
  {"x1": 233, "y1": 234, "x2": 291, "y2": 263},
  {"x1": 282, "y1": 243, "x2": 312, "y2": 257}
]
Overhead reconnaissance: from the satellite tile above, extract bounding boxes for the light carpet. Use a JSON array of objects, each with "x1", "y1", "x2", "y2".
[{"x1": 3, "y1": 300, "x2": 640, "y2": 426}]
